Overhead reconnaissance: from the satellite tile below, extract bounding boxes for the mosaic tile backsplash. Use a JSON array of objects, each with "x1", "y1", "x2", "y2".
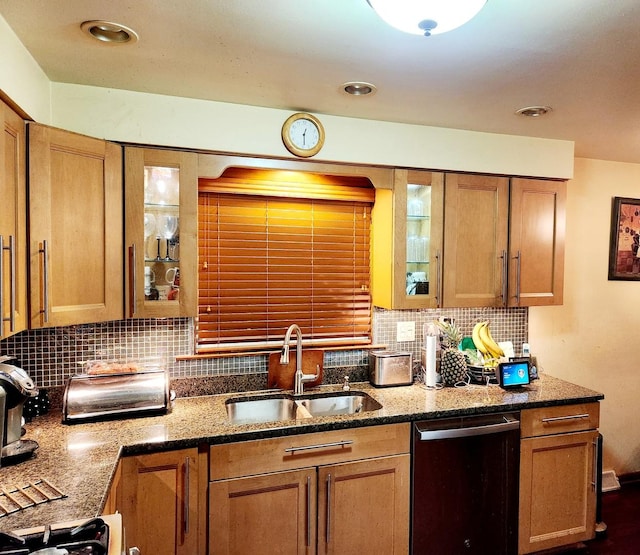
[{"x1": 0, "y1": 307, "x2": 527, "y2": 389}]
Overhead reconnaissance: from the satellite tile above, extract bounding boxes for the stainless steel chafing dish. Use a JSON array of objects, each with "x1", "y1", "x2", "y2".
[{"x1": 63, "y1": 364, "x2": 171, "y2": 423}]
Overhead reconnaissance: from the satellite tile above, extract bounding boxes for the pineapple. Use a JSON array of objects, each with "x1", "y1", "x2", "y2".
[{"x1": 436, "y1": 319, "x2": 468, "y2": 386}]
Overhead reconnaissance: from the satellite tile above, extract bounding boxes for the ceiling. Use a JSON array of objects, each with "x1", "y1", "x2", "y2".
[{"x1": 2, "y1": 0, "x2": 640, "y2": 163}]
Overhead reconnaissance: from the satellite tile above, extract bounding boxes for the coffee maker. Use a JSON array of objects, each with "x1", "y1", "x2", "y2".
[{"x1": 0, "y1": 356, "x2": 39, "y2": 464}]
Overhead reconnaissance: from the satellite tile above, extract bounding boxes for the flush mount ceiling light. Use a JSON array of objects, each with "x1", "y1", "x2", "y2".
[
  {"x1": 80, "y1": 20, "x2": 139, "y2": 44},
  {"x1": 516, "y1": 105, "x2": 553, "y2": 118},
  {"x1": 367, "y1": 0, "x2": 487, "y2": 36},
  {"x1": 342, "y1": 82, "x2": 377, "y2": 96}
]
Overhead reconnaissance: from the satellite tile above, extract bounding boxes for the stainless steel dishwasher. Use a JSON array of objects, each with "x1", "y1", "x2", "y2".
[{"x1": 411, "y1": 412, "x2": 520, "y2": 554}]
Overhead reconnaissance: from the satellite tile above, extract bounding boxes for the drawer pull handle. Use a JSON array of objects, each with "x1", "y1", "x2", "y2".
[
  {"x1": 541, "y1": 413, "x2": 590, "y2": 423},
  {"x1": 284, "y1": 440, "x2": 353, "y2": 454}
]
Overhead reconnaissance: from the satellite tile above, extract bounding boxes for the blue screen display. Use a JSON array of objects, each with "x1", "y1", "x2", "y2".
[{"x1": 499, "y1": 362, "x2": 530, "y2": 387}]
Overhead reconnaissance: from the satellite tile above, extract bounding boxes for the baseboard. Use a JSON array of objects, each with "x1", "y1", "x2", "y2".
[{"x1": 616, "y1": 470, "x2": 640, "y2": 486}]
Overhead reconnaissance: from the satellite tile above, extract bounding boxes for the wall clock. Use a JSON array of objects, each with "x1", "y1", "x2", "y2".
[{"x1": 281, "y1": 112, "x2": 325, "y2": 158}]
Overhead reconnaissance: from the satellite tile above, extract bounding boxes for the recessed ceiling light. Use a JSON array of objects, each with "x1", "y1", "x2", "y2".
[
  {"x1": 81, "y1": 20, "x2": 139, "y2": 44},
  {"x1": 516, "y1": 105, "x2": 552, "y2": 118},
  {"x1": 342, "y1": 82, "x2": 377, "y2": 96}
]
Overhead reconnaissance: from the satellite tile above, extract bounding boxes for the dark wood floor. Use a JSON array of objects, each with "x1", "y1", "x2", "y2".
[{"x1": 576, "y1": 480, "x2": 640, "y2": 554}]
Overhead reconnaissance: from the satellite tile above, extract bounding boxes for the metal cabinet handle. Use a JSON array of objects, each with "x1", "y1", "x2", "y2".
[
  {"x1": 129, "y1": 548, "x2": 141, "y2": 555},
  {"x1": 0, "y1": 236, "x2": 17, "y2": 334},
  {"x1": 500, "y1": 249, "x2": 508, "y2": 306},
  {"x1": 8, "y1": 236, "x2": 15, "y2": 333},
  {"x1": 435, "y1": 249, "x2": 442, "y2": 307},
  {"x1": 0, "y1": 236, "x2": 4, "y2": 335},
  {"x1": 326, "y1": 473, "x2": 332, "y2": 545},
  {"x1": 592, "y1": 439, "x2": 598, "y2": 491},
  {"x1": 128, "y1": 244, "x2": 137, "y2": 317},
  {"x1": 40, "y1": 240, "x2": 50, "y2": 323},
  {"x1": 183, "y1": 457, "x2": 190, "y2": 535},
  {"x1": 541, "y1": 413, "x2": 590, "y2": 423},
  {"x1": 513, "y1": 250, "x2": 522, "y2": 305},
  {"x1": 284, "y1": 440, "x2": 353, "y2": 454},
  {"x1": 306, "y1": 475, "x2": 311, "y2": 547}
]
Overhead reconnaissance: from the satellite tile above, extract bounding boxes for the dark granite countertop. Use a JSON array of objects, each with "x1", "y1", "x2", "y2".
[{"x1": 0, "y1": 373, "x2": 603, "y2": 532}]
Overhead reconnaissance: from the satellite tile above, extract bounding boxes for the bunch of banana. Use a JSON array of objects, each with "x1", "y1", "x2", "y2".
[{"x1": 471, "y1": 321, "x2": 505, "y2": 362}]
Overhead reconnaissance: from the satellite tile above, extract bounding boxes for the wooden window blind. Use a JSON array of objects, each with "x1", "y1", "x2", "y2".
[{"x1": 197, "y1": 170, "x2": 374, "y2": 352}]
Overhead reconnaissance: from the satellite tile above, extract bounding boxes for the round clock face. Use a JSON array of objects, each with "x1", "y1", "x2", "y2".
[
  {"x1": 282, "y1": 113, "x2": 325, "y2": 157},
  {"x1": 289, "y1": 118, "x2": 319, "y2": 150}
]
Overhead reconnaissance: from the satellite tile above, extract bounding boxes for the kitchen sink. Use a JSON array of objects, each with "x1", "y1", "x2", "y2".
[
  {"x1": 225, "y1": 391, "x2": 382, "y2": 425},
  {"x1": 225, "y1": 394, "x2": 299, "y2": 425},
  {"x1": 298, "y1": 392, "x2": 382, "y2": 417}
]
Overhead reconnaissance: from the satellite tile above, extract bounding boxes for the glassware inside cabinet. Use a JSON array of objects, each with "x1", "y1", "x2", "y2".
[
  {"x1": 406, "y1": 182, "x2": 431, "y2": 296},
  {"x1": 143, "y1": 165, "x2": 180, "y2": 302}
]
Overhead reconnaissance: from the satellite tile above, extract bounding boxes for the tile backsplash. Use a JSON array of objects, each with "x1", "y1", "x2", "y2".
[{"x1": 0, "y1": 307, "x2": 527, "y2": 388}]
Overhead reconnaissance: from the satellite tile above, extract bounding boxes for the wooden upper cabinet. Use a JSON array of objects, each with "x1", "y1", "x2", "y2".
[
  {"x1": 28, "y1": 123, "x2": 123, "y2": 328},
  {"x1": 371, "y1": 169, "x2": 444, "y2": 309},
  {"x1": 508, "y1": 178, "x2": 566, "y2": 307},
  {"x1": 0, "y1": 100, "x2": 27, "y2": 338},
  {"x1": 442, "y1": 173, "x2": 509, "y2": 308},
  {"x1": 124, "y1": 147, "x2": 198, "y2": 318}
]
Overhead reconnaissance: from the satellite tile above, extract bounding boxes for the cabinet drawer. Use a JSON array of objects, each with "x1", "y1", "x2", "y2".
[
  {"x1": 521, "y1": 403, "x2": 599, "y2": 438},
  {"x1": 210, "y1": 423, "x2": 410, "y2": 480}
]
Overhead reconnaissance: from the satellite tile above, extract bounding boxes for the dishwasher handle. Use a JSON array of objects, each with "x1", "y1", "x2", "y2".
[{"x1": 415, "y1": 414, "x2": 520, "y2": 441}]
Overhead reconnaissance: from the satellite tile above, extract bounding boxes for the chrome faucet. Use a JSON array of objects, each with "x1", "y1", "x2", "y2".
[{"x1": 280, "y1": 324, "x2": 319, "y2": 395}]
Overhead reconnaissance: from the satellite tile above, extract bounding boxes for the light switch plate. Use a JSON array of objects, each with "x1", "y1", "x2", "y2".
[{"x1": 396, "y1": 321, "x2": 416, "y2": 342}]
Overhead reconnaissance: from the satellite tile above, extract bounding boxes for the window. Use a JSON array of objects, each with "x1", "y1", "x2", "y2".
[{"x1": 197, "y1": 168, "x2": 374, "y2": 352}]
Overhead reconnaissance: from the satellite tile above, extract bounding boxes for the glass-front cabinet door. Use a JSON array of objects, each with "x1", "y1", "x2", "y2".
[
  {"x1": 371, "y1": 169, "x2": 443, "y2": 309},
  {"x1": 125, "y1": 147, "x2": 198, "y2": 318},
  {"x1": 400, "y1": 170, "x2": 444, "y2": 308}
]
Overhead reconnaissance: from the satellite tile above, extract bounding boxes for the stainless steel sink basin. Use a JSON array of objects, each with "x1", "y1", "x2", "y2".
[
  {"x1": 225, "y1": 394, "x2": 298, "y2": 425},
  {"x1": 225, "y1": 391, "x2": 382, "y2": 425},
  {"x1": 298, "y1": 392, "x2": 382, "y2": 417}
]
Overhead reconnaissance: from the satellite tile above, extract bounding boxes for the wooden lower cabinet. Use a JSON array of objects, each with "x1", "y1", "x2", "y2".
[
  {"x1": 118, "y1": 447, "x2": 206, "y2": 555},
  {"x1": 209, "y1": 424, "x2": 410, "y2": 555},
  {"x1": 519, "y1": 404, "x2": 600, "y2": 554},
  {"x1": 317, "y1": 455, "x2": 409, "y2": 555},
  {"x1": 210, "y1": 468, "x2": 316, "y2": 554}
]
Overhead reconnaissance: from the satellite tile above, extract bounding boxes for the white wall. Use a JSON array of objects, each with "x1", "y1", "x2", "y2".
[
  {"x1": 530, "y1": 157, "x2": 640, "y2": 475},
  {"x1": 50, "y1": 83, "x2": 575, "y2": 180},
  {"x1": 0, "y1": 14, "x2": 51, "y2": 122}
]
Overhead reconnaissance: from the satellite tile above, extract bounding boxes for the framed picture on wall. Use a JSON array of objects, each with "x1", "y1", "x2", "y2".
[{"x1": 608, "y1": 196, "x2": 640, "y2": 280}]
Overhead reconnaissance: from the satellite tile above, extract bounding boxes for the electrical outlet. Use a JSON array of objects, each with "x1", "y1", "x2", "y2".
[{"x1": 396, "y1": 321, "x2": 416, "y2": 342}]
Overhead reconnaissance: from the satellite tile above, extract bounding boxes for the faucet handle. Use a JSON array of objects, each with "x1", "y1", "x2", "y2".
[
  {"x1": 343, "y1": 375, "x2": 350, "y2": 391},
  {"x1": 280, "y1": 344, "x2": 290, "y2": 364}
]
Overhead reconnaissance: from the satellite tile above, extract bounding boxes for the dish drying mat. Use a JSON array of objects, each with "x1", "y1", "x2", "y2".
[{"x1": 0, "y1": 479, "x2": 67, "y2": 517}]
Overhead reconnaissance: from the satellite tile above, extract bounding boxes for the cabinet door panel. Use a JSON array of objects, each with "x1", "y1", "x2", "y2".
[
  {"x1": 371, "y1": 170, "x2": 444, "y2": 309},
  {"x1": 121, "y1": 449, "x2": 199, "y2": 555},
  {"x1": 124, "y1": 147, "x2": 197, "y2": 318},
  {"x1": 443, "y1": 174, "x2": 509, "y2": 307},
  {"x1": 28, "y1": 123, "x2": 123, "y2": 327},
  {"x1": 318, "y1": 455, "x2": 409, "y2": 555},
  {"x1": 210, "y1": 468, "x2": 316, "y2": 555},
  {"x1": 509, "y1": 178, "x2": 566, "y2": 306},
  {"x1": 0, "y1": 101, "x2": 26, "y2": 338},
  {"x1": 519, "y1": 430, "x2": 598, "y2": 554}
]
